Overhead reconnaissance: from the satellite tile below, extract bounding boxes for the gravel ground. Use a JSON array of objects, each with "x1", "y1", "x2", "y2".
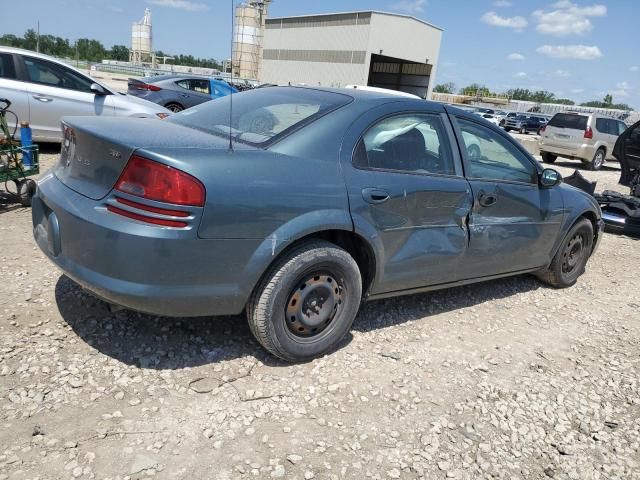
[{"x1": 1, "y1": 148, "x2": 639, "y2": 480}]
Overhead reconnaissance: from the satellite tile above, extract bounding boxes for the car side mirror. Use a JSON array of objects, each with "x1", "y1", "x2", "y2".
[
  {"x1": 90, "y1": 83, "x2": 108, "y2": 95},
  {"x1": 540, "y1": 168, "x2": 562, "y2": 188}
]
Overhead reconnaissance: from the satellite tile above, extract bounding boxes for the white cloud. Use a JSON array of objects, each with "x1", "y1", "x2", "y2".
[
  {"x1": 146, "y1": 0, "x2": 208, "y2": 12},
  {"x1": 513, "y1": 71, "x2": 528, "y2": 78},
  {"x1": 570, "y1": 88, "x2": 584, "y2": 94},
  {"x1": 390, "y1": 0, "x2": 426, "y2": 14},
  {"x1": 611, "y1": 81, "x2": 631, "y2": 98},
  {"x1": 631, "y1": 66, "x2": 640, "y2": 72},
  {"x1": 536, "y1": 44, "x2": 602, "y2": 60},
  {"x1": 507, "y1": 53, "x2": 525, "y2": 60},
  {"x1": 493, "y1": 0, "x2": 512, "y2": 6},
  {"x1": 533, "y1": 1, "x2": 606, "y2": 36},
  {"x1": 552, "y1": 69, "x2": 570, "y2": 77},
  {"x1": 481, "y1": 11, "x2": 528, "y2": 30}
]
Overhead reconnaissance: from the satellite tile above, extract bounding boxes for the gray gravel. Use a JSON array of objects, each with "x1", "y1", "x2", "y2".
[{"x1": 0, "y1": 150, "x2": 639, "y2": 479}]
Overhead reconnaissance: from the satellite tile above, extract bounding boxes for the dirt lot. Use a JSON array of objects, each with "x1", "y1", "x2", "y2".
[{"x1": 1, "y1": 150, "x2": 639, "y2": 480}]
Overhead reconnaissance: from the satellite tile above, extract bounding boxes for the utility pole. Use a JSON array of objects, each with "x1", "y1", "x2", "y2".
[{"x1": 36, "y1": 21, "x2": 40, "y2": 52}]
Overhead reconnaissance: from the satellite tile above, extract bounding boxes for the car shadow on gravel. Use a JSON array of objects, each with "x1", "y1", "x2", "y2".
[
  {"x1": 353, "y1": 274, "x2": 543, "y2": 333},
  {"x1": 56, "y1": 272, "x2": 543, "y2": 369}
]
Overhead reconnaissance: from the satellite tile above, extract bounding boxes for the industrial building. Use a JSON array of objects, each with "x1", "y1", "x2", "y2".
[{"x1": 259, "y1": 11, "x2": 442, "y2": 98}]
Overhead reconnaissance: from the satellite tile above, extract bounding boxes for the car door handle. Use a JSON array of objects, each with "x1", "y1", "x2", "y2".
[
  {"x1": 478, "y1": 192, "x2": 498, "y2": 207},
  {"x1": 362, "y1": 188, "x2": 390, "y2": 205},
  {"x1": 32, "y1": 95, "x2": 53, "y2": 103}
]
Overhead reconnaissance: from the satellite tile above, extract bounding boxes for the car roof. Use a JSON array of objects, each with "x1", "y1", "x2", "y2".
[{"x1": 275, "y1": 86, "x2": 450, "y2": 111}]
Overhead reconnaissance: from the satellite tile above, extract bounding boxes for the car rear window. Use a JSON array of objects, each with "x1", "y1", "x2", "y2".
[
  {"x1": 548, "y1": 113, "x2": 588, "y2": 130},
  {"x1": 168, "y1": 87, "x2": 352, "y2": 146}
]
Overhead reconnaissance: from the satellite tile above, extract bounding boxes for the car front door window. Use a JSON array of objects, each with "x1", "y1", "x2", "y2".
[
  {"x1": 457, "y1": 118, "x2": 537, "y2": 184},
  {"x1": 23, "y1": 57, "x2": 93, "y2": 93}
]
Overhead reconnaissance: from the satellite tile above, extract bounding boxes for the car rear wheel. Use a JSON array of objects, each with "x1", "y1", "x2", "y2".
[
  {"x1": 541, "y1": 152, "x2": 557, "y2": 163},
  {"x1": 17, "y1": 179, "x2": 37, "y2": 207},
  {"x1": 164, "y1": 102, "x2": 184, "y2": 113},
  {"x1": 536, "y1": 218, "x2": 593, "y2": 288},
  {"x1": 247, "y1": 240, "x2": 362, "y2": 362},
  {"x1": 589, "y1": 148, "x2": 605, "y2": 171},
  {"x1": 520, "y1": 127, "x2": 527, "y2": 134}
]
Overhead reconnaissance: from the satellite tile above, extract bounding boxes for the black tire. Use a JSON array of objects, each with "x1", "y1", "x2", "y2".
[
  {"x1": 536, "y1": 218, "x2": 593, "y2": 288},
  {"x1": 17, "y1": 179, "x2": 36, "y2": 207},
  {"x1": 520, "y1": 127, "x2": 527, "y2": 135},
  {"x1": 164, "y1": 102, "x2": 184, "y2": 113},
  {"x1": 504, "y1": 127, "x2": 511, "y2": 132},
  {"x1": 541, "y1": 152, "x2": 557, "y2": 164},
  {"x1": 247, "y1": 240, "x2": 362, "y2": 362},
  {"x1": 589, "y1": 148, "x2": 605, "y2": 171}
]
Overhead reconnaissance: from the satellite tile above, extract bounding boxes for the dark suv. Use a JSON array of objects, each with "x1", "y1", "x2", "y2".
[{"x1": 504, "y1": 115, "x2": 546, "y2": 134}]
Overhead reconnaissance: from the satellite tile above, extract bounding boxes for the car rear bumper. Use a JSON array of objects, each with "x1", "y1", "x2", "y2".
[
  {"x1": 32, "y1": 173, "x2": 261, "y2": 317},
  {"x1": 538, "y1": 140, "x2": 596, "y2": 161}
]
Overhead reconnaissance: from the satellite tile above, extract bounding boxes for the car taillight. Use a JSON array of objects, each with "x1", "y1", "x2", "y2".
[
  {"x1": 132, "y1": 83, "x2": 162, "y2": 91},
  {"x1": 540, "y1": 125, "x2": 546, "y2": 133},
  {"x1": 584, "y1": 126, "x2": 593, "y2": 139},
  {"x1": 114, "y1": 155, "x2": 205, "y2": 206}
]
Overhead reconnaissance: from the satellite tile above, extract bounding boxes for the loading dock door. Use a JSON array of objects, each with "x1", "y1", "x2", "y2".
[{"x1": 367, "y1": 53, "x2": 431, "y2": 98}]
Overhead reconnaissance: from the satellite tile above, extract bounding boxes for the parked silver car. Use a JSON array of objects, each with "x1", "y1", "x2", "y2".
[
  {"x1": 539, "y1": 112, "x2": 628, "y2": 170},
  {"x1": 0, "y1": 47, "x2": 170, "y2": 142}
]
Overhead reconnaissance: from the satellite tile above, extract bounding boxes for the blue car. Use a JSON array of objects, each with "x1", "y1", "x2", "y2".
[
  {"x1": 127, "y1": 75, "x2": 237, "y2": 112},
  {"x1": 32, "y1": 87, "x2": 604, "y2": 361}
]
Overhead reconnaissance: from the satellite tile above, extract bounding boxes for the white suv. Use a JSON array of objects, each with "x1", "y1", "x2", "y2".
[
  {"x1": 0, "y1": 47, "x2": 170, "y2": 142},
  {"x1": 539, "y1": 112, "x2": 628, "y2": 170}
]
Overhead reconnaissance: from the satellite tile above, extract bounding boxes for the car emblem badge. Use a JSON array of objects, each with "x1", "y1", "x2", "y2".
[{"x1": 109, "y1": 149, "x2": 122, "y2": 159}]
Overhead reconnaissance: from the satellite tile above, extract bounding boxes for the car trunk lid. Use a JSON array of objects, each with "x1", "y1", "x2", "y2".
[
  {"x1": 543, "y1": 113, "x2": 590, "y2": 148},
  {"x1": 55, "y1": 116, "x2": 233, "y2": 200}
]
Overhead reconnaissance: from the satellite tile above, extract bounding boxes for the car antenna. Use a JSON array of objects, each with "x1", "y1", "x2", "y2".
[{"x1": 228, "y1": 0, "x2": 234, "y2": 152}]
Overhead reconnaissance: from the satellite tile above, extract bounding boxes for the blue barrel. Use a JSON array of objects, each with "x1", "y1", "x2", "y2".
[{"x1": 20, "y1": 121, "x2": 33, "y2": 169}]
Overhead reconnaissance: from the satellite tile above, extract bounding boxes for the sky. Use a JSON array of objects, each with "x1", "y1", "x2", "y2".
[{"x1": 4, "y1": 0, "x2": 639, "y2": 108}]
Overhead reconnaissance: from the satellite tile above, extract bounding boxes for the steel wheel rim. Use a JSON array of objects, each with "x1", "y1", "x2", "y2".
[
  {"x1": 168, "y1": 104, "x2": 183, "y2": 113},
  {"x1": 285, "y1": 272, "x2": 344, "y2": 338},
  {"x1": 562, "y1": 233, "x2": 585, "y2": 274}
]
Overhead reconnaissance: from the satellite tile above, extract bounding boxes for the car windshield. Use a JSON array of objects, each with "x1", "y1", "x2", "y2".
[
  {"x1": 516, "y1": 115, "x2": 528, "y2": 120},
  {"x1": 548, "y1": 113, "x2": 588, "y2": 130},
  {"x1": 168, "y1": 87, "x2": 352, "y2": 146}
]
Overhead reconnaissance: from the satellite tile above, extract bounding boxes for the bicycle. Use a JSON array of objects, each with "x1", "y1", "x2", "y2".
[{"x1": 0, "y1": 98, "x2": 39, "y2": 207}]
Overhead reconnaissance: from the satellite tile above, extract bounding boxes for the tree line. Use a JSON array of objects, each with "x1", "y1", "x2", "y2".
[
  {"x1": 0, "y1": 29, "x2": 223, "y2": 70},
  {"x1": 433, "y1": 82, "x2": 633, "y2": 111}
]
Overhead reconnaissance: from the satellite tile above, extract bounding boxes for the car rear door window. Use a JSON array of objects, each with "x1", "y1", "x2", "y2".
[
  {"x1": 548, "y1": 113, "x2": 588, "y2": 130},
  {"x1": 0, "y1": 53, "x2": 16, "y2": 79},
  {"x1": 457, "y1": 118, "x2": 537, "y2": 184},
  {"x1": 176, "y1": 80, "x2": 190, "y2": 90},
  {"x1": 596, "y1": 118, "x2": 609, "y2": 134},
  {"x1": 23, "y1": 56, "x2": 93, "y2": 92},
  {"x1": 616, "y1": 121, "x2": 627, "y2": 136},
  {"x1": 354, "y1": 113, "x2": 456, "y2": 176}
]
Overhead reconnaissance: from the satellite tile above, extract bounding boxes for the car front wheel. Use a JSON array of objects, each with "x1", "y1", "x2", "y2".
[
  {"x1": 247, "y1": 240, "x2": 362, "y2": 362},
  {"x1": 536, "y1": 218, "x2": 594, "y2": 288},
  {"x1": 541, "y1": 152, "x2": 557, "y2": 163}
]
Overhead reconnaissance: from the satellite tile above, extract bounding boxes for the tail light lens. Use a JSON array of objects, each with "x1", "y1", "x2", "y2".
[
  {"x1": 539, "y1": 125, "x2": 546, "y2": 133},
  {"x1": 115, "y1": 155, "x2": 205, "y2": 206},
  {"x1": 584, "y1": 127, "x2": 593, "y2": 139},
  {"x1": 131, "y1": 83, "x2": 162, "y2": 92}
]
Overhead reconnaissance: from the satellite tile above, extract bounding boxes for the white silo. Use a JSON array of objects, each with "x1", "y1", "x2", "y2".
[
  {"x1": 130, "y1": 8, "x2": 153, "y2": 64},
  {"x1": 232, "y1": 1, "x2": 271, "y2": 80}
]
